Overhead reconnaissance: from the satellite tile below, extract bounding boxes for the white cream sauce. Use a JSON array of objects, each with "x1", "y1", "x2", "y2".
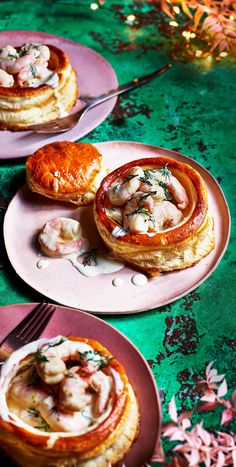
[
  {"x1": 112, "y1": 277, "x2": 124, "y2": 287},
  {"x1": 131, "y1": 274, "x2": 148, "y2": 286},
  {"x1": 37, "y1": 258, "x2": 50, "y2": 269},
  {"x1": 68, "y1": 253, "x2": 124, "y2": 277}
]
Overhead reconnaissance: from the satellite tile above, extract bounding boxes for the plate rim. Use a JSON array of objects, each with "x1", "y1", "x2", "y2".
[
  {"x1": 0, "y1": 301, "x2": 162, "y2": 463},
  {"x1": 3, "y1": 141, "x2": 231, "y2": 314},
  {"x1": 0, "y1": 30, "x2": 118, "y2": 160}
]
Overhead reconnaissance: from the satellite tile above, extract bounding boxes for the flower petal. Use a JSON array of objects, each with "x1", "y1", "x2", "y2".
[
  {"x1": 169, "y1": 396, "x2": 178, "y2": 423},
  {"x1": 221, "y1": 409, "x2": 233, "y2": 426},
  {"x1": 217, "y1": 379, "x2": 228, "y2": 398}
]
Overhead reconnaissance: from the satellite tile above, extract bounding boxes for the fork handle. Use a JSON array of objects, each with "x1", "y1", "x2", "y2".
[{"x1": 86, "y1": 64, "x2": 172, "y2": 110}]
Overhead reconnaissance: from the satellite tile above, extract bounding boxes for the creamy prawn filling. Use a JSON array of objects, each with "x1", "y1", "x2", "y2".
[
  {"x1": 106, "y1": 165, "x2": 189, "y2": 234},
  {"x1": 5, "y1": 337, "x2": 123, "y2": 434},
  {"x1": 0, "y1": 44, "x2": 57, "y2": 88}
]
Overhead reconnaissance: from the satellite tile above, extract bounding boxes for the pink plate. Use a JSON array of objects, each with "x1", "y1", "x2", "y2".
[
  {"x1": 0, "y1": 30, "x2": 118, "y2": 159},
  {"x1": 4, "y1": 142, "x2": 230, "y2": 314},
  {"x1": 0, "y1": 303, "x2": 161, "y2": 466}
]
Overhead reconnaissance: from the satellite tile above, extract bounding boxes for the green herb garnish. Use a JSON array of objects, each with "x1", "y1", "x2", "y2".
[
  {"x1": 158, "y1": 163, "x2": 171, "y2": 181},
  {"x1": 78, "y1": 350, "x2": 113, "y2": 368},
  {"x1": 34, "y1": 352, "x2": 49, "y2": 363},
  {"x1": 30, "y1": 63, "x2": 37, "y2": 77},
  {"x1": 28, "y1": 407, "x2": 40, "y2": 417},
  {"x1": 81, "y1": 248, "x2": 99, "y2": 267},
  {"x1": 158, "y1": 180, "x2": 172, "y2": 201},
  {"x1": 125, "y1": 207, "x2": 151, "y2": 218},
  {"x1": 46, "y1": 337, "x2": 67, "y2": 349},
  {"x1": 34, "y1": 419, "x2": 50, "y2": 431}
]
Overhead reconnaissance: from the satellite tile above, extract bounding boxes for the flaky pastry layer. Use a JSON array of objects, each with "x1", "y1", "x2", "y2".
[{"x1": 26, "y1": 141, "x2": 106, "y2": 205}]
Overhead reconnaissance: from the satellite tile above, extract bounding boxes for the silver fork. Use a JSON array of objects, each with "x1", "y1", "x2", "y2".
[
  {"x1": 28, "y1": 64, "x2": 172, "y2": 134},
  {"x1": 0, "y1": 302, "x2": 56, "y2": 364}
]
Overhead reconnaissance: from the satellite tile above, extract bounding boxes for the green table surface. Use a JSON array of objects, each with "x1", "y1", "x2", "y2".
[{"x1": 0, "y1": 1, "x2": 235, "y2": 466}]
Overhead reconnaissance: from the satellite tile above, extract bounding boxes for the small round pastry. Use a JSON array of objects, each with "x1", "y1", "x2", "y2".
[
  {"x1": 26, "y1": 141, "x2": 107, "y2": 205},
  {"x1": 94, "y1": 156, "x2": 215, "y2": 275},
  {"x1": 0, "y1": 336, "x2": 139, "y2": 467},
  {"x1": 0, "y1": 43, "x2": 78, "y2": 130}
]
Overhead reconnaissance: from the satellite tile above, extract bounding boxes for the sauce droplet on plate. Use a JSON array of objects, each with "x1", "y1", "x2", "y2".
[
  {"x1": 131, "y1": 274, "x2": 148, "y2": 286},
  {"x1": 37, "y1": 259, "x2": 50, "y2": 269},
  {"x1": 112, "y1": 277, "x2": 124, "y2": 287}
]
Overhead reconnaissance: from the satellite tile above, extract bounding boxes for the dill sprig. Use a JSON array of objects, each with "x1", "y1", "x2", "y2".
[
  {"x1": 158, "y1": 180, "x2": 172, "y2": 201},
  {"x1": 34, "y1": 352, "x2": 49, "y2": 363},
  {"x1": 28, "y1": 407, "x2": 50, "y2": 431},
  {"x1": 81, "y1": 248, "x2": 99, "y2": 267},
  {"x1": 46, "y1": 337, "x2": 67, "y2": 349},
  {"x1": 28, "y1": 407, "x2": 40, "y2": 417},
  {"x1": 125, "y1": 207, "x2": 151, "y2": 218},
  {"x1": 158, "y1": 163, "x2": 171, "y2": 181},
  {"x1": 122, "y1": 173, "x2": 137, "y2": 183},
  {"x1": 30, "y1": 63, "x2": 37, "y2": 78},
  {"x1": 78, "y1": 350, "x2": 113, "y2": 368}
]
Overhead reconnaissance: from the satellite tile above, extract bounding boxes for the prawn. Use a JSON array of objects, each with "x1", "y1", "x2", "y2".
[
  {"x1": 21, "y1": 43, "x2": 50, "y2": 65},
  {"x1": 123, "y1": 191, "x2": 154, "y2": 234},
  {"x1": 38, "y1": 218, "x2": 88, "y2": 258},
  {"x1": 0, "y1": 45, "x2": 18, "y2": 73},
  {"x1": 0, "y1": 69, "x2": 14, "y2": 87},
  {"x1": 59, "y1": 366, "x2": 112, "y2": 416},
  {"x1": 36, "y1": 337, "x2": 110, "y2": 384},
  {"x1": 140, "y1": 167, "x2": 188, "y2": 210},
  {"x1": 107, "y1": 166, "x2": 144, "y2": 206},
  {"x1": 8, "y1": 374, "x2": 91, "y2": 432},
  {"x1": 152, "y1": 200, "x2": 183, "y2": 231}
]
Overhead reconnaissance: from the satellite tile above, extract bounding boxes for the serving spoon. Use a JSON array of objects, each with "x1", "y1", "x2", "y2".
[{"x1": 28, "y1": 64, "x2": 172, "y2": 134}]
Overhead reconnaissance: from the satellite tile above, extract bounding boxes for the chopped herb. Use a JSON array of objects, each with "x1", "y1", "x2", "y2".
[
  {"x1": 46, "y1": 337, "x2": 67, "y2": 349},
  {"x1": 28, "y1": 407, "x2": 40, "y2": 417},
  {"x1": 28, "y1": 407, "x2": 50, "y2": 431},
  {"x1": 18, "y1": 49, "x2": 26, "y2": 57},
  {"x1": 30, "y1": 63, "x2": 37, "y2": 77},
  {"x1": 122, "y1": 173, "x2": 137, "y2": 183},
  {"x1": 81, "y1": 409, "x2": 92, "y2": 420},
  {"x1": 8, "y1": 53, "x2": 17, "y2": 59},
  {"x1": 139, "y1": 191, "x2": 157, "y2": 201},
  {"x1": 112, "y1": 184, "x2": 119, "y2": 194},
  {"x1": 126, "y1": 207, "x2": 151, "y2": 218},
  {"x1": 34, "y1": 419, "x2": 50, "y2": 431},
  {"x1": 34, "y1": 352, "x2": 49, "y2": 363},
  {"x1": 158, "y1": 180, "x2": 172, "y2": 201},
  {"x1": 111, "y1": 218, "x2": 123, "y2": 227},
  {"x1": 81, "y1": 248, "x2": 99, "y2": 267},
  {"x1": 158, "y1": 163, "x2": 171, "y2": 181},
  {"x1": 78, "y1": 350, "x2": 113, "y2": 368},
  {"x1": 139, "y1": 177, "x2": 152, "y2": 187}
]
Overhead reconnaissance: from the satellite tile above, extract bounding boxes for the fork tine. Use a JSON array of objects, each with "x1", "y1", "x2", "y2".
[
  {"x1": 28, "y1": 306, "x2": 56, "y2": 342},
  {"x1": 18, "y1": 303, "x2": 55, "y2": 340},
  {"x1": 2, "y1": 302, "x2": 45, "y2": 341},
  {"x1": 21, "y1": 305, "x2": 56, "y2": 344}
]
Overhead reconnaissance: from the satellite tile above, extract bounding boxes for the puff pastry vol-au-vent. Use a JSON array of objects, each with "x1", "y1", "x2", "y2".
[
  {"x1": 26, "y1": 141, "x2": 107, "y2": 205},
  {"x1": 0, "y1": 335, "x2": 139, "y2": 467},
  {"x1": 0, "y1": 43, "x2": 78, "y2": 130},
  {"x1": 94, "y1": 156, "x2": 215, "y2": 275}
]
